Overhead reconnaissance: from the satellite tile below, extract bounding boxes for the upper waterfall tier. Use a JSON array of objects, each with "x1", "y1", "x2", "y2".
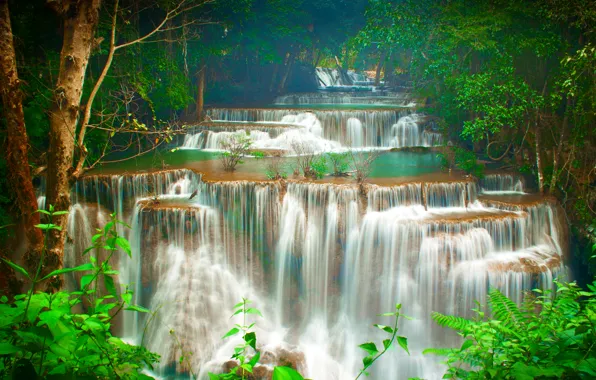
[
  {"x1": 480, "y1": 173, "x2": 525, "y2": 193},
  {"x1": 274, "y1": 92, "x2": 415, "y2": 106},
  {"x1": 203, "y1": 108, "x2": 442, "y2": 148}
]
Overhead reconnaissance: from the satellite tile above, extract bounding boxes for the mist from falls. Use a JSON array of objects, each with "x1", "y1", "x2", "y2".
[{"x1": 65, "y1": 79, "x2": 569, "y2": 379}]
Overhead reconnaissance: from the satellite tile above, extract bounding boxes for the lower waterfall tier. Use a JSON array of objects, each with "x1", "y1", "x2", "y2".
[{"x1": 65, "y1": 172, "x2": 568, "y2": 379}]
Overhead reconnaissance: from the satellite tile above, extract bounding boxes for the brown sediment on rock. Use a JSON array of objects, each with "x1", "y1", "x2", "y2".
[
  {"x1": 486, "y1": 254, "x2": 562, "y2": 274},
  {"x1": 424, "y1": 209, "x2": 525, "y2": 224},
  {"x1": 479, "y1": 193, "x2": 558, "y2": 208},
  {"x1": 207, "y1": 106, "x2": 413, "y2": 112},
  {"x1": 185, "y1": 120, "x2": 301, "y2": 130},
  {"x1": 136, "y1": 198, "x2": 203, "y2": 211}
]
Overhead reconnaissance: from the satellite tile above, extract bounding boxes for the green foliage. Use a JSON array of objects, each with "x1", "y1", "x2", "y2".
[
  {"x1": 209, "y1": 299, "x2": 305, "y2": 380},
  {"x1": 265, "y1": 157, "x2": 289, "y2": 180},
  {"x1": 355, "y1": 303, "x2": 410, "y2": 379},
  {"x1": 0, "y1": 208, "x2": 159, "y2": 379},
  {"x1": 426, "y1": 281, "x2": 596, "y2": 379},
  {"x1": 220, "y1": 135, "x2": 253, "y2": 172},
  {"x1": 310, "y1": 156, "x2": 327, "y2": 180},
  {"x1": 326, "y1": 152, "x2": 350, "y2": 176},
  {"x1": 438, "y1": 147, "x2": 484, "y2": 179}
]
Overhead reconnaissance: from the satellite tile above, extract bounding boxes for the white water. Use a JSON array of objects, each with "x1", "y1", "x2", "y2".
[
  {"x1": 66, "y1": 169, "x2": 568, "y2": 379},
  {"x1": 202, "y1": 109, "x2": 443, "y2": 149}
]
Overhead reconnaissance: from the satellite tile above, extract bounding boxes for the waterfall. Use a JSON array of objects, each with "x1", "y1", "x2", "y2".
[
  {"x1": 480, "y1": 173, "x2": 525, "y2": 193},
  {"x1": 274, "y1": 92, "x2": 415, "y2": 106},
  {"x1": 68, "y1": 170, "x2": 567, "y2": 379}
]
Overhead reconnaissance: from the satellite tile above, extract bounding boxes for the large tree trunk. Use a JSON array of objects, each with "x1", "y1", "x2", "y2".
[
  {"x1": 374, "y1": 51, "x2": 387, "y2": 86},
  {"x1": 46, "y1": 0, "x2": 101, "y2": 269},
  {"x1": 534, "y1": 116, "x2": 544, "y2": 194},
  {"x1": 0, "y1": 0, "x2": 43, "y2": 262},
  {"x1": 196, "y1": 64, "x2": 205, "y2": 120},
  {"x1": 278, "y1": 51, "x2": 294, "y2": 94}
]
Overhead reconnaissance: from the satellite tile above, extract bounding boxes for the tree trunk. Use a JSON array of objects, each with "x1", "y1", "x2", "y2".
[
  {"x1": 548, "y1": 97, "x2": 571, "y2": 193},
  {"x1": 269, "y1": 63, "x2": 279, "y2": 93},
  {"x1": 384, "y1": 51, "x2": 394, "y2": 87},
  {"x1": 196, "y1": 64, "x2": 205, "y2": 120},
  {"x1": 534, "y1": 116, "x2": 544, "y2": 194},
  {"x1": 278, "y1": 51, "x2": 294, "y2": 94},
  {"x1": 46, "y1": 0, "x2": 101, "y2": 269},
  {"x1": 0, "y1": 0, "x2": 43, "y2": 260},
  {"x1": 374, "y1": 51, "x2": 387, "y2": 86}
]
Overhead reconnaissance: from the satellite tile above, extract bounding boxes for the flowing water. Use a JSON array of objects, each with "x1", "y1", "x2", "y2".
[{"x1": 64, "y1": 84, "x2": 569, "y2": 379}]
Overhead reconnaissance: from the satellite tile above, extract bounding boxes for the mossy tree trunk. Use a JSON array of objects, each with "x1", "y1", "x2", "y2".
[
  {"x1": 0, "y1": 0, "x2": 43, "y2": 266},
  {"x1": 45, "y1": 0, "x2": 101, "y2": 269}
]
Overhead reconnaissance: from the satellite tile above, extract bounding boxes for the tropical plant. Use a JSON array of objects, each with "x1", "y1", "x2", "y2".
[
  {"x1": 327, "y1": 152, "x2": 350, "y2": 176},
  {"x1": 220, "y1": 134, "x2": 253, "y2": 172},
  {"x1": 0, "y1": 206, "x2": 159, "y2": 378},
  {"x1": 425, "y1": 281, "x2": 596, "y2": 379},
  {"x1": 356, "y1": 303, "x2": 410, "y2": 379},
  {"x1": 265, "y1": 156, "x2": 289, "y2": 180},
  {"x1": 208, "y1": 299, "x2": 304, "y2": 380}
]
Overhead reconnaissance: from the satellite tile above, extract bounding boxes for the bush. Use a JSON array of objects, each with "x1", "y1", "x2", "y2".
[
  {"x1": 220, "y1": 134, "x2": 253, "y2": 171},
  {"x1": 0, "y1": 207, "x2": 159, "y2": 379},
  {"x1": 438, "y1": 146, "x2": 484, "y2": 178},
  {"x1": 327, "y1": 152, "x2": 350, "y2": 176},
  {"x1": 426, "y1": 280, "x2": 596, "y2": 379}
]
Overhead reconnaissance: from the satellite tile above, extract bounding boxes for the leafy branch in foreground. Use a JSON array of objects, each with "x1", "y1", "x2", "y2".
[
  {"x1": 356, "y1": 303, "x2": 411, "y2": 379},
  {"x1": 209, "y1": 298, "x2": 304, "y2": 380},
  {"x1": 425, "y1": 281, "x2": 596, "y2": 379},
  {"x1": 0, "y1": 207, "x2": 158, "y2": 378}
]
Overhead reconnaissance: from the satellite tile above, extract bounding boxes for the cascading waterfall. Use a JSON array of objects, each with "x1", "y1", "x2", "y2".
[
  {"x1": 63, "y1": 80, "x2": 569, "y2": 380},
  {"x1": 480, "y1": 173, "x2": 525, "y2": 193},
  {"x1": 206, "y1": 108, "x2": 443, "y2": 148},
  {"x1": 274, "y1": 92, "x2": 415, "y2": 106},
  {"x1": 68, "y1": 167, "x2": 568, "y2": 379}
]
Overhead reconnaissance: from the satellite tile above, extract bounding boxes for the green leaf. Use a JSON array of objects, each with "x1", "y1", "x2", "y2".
[
  {"x1": 245, "y1": 308, "x2": 263, "y2": 317},
  {"x1": 41, "y1": 263, "x2": 94, "y2": 281},
  {"x1": 1, "y1": 258, "x2": 30, "y2": 279},
  {"x1": 103, "y1": 274, "x2": 117, "y2": 297},
  {"x1": 460, "y1": 339, "x2": 474, "y2": 351},
  {"x1": 80, "y1": 274, "x2": 94, "y2": 290},
  {"x1": 382, "y1": 339, "x2": 392, "y2": 350},
  {"x1": 272, "y1": 366, "x2": 305, "y2": 380},
  {"x1": 116, "y1": 237, "x2": 132, "y2": 257},
  {"x1": 51, "y1": 211, "x2": 69, "y2": 216},
  {"x1": 35, "y1": 223, "x2": 61, "y2": 231},
  {"x1": 248, "y1": 351, "x2": 261, "y2": 367},
  {"x1": 244, "y1": 332, "x2": 257, "y2": 350},
  {"x1": 222, "y1": 327, "x2": 240, "y2": 339},
  {"x1": 373, "y1": 324, "x2": 394, "y2": 334},
  {"x1": 126, "y1": 305, "x2": 150, "y2": 313},
  {"x1": 397, "y1": 336, "x2": 409, "y2": 355},
  {"x1": 362, "y1": 355, "x2": 374, "y2": 367},
  {"x1": 0, "y1": 342, "x2": 20, "y2": 354},
  {"x1": 359, "y1": 342, "x2": 379, "y2": 356}
]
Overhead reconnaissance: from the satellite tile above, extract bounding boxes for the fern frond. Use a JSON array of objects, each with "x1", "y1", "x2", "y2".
[
  {"x1": 488, "y1": 289, "x2": 523, "y2": 329},
  {"x1": 432, "y1": 312, "x2": 472, "y2": 331}
]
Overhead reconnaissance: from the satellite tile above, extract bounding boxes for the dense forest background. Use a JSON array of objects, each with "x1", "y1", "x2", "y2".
[{"x1": 0, "y1": 0, "x2": 594, "y2": 279}]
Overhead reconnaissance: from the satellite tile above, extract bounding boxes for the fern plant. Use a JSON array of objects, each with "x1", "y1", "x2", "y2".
[{"x1": 425, "y1": 283, "x2": 596, "y2": 379}]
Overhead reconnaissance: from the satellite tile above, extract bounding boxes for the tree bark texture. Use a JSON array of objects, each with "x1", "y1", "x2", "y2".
[
  {"x1": 46, "y1": 0, "x2": 101, "y2": 268},
  {"x1": 0, "y1": 0, "x2": 43, "y2": 257},
  {"x1": 197, "y1": 64, "x2": 205, "y2": 120}
]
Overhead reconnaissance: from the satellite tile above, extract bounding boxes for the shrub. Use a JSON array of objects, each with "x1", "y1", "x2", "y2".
[
  {"x1": 425, "y1": 281, "x2": 596, "y2": 379},
  {"x1": 220, "y1": 134, "x2": 253, "y2": 171},
  {"x1": 327, "y1": 152, "x2": 350, "y2": 176},
  {"x1": 0, "y1": 207, "x2": 159, "y2": 379}
]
